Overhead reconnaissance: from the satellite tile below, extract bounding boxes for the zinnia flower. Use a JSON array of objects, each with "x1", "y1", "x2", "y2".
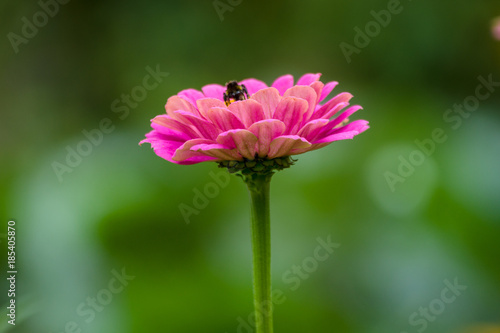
[{"x1": 140, "y1": 73, "x2": 369, "y2": 166}]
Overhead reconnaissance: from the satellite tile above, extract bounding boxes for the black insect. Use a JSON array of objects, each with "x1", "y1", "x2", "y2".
[{"x1": 223, "y1": 81, "x2": 249, "y2": 106}]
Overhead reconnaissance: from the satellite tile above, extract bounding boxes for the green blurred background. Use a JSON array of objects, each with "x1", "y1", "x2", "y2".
[{"x1": 1, "y1": 0, "x2": 500, "y2": 332}]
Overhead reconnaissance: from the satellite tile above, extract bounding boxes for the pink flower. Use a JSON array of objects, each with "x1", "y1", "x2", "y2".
[
  {"x1": 493, "y1": 17, "x2": 500, "y2": 40},
  {"x1": 140, "y1": 73, "x2": 369, "y2": 165}
]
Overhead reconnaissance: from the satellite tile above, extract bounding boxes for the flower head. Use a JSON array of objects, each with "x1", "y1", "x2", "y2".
[{"x1": 140, "y1": 73, "x2": 369, "y2": 168}]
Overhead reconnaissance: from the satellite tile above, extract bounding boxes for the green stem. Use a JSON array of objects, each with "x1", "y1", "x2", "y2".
[{"x1": 245, "y1": 173, "x2": 273, "y2": 333}]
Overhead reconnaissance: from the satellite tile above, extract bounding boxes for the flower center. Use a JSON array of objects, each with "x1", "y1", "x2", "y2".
[{"x1": 223, "y1": 81, "x2": 249, "y2": 106}]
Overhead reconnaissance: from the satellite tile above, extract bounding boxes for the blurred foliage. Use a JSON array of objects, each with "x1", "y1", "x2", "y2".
[{"x1": 1, "y1": 0, "x2": 500, "y2": 332}]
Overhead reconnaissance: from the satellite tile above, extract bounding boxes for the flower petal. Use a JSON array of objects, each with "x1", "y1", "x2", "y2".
[
  {"x1": 314, "y1": 130, "x2": 363, "y2": 144},
  {"x1": 318, "y1": 102, "x2": 349, "y2": 120},
  {"x1": 191, "y1": 143, "x2": 241, "y2": 161},
  {"x1": 148, "y1": 122, "x2": 192, "y2": 141},
  {"x1": 273, "y1": 96, "x2": 309, "y2": 135},
  {"x1": 145, "y1": 138, "x2": 184, "y2": 163},
  {"x1": 205, "y1": 107, "x2": 245, "y2": 132},
  {"x1": 228, "y1": 99, "x2": 266, "y2": 128},
  {"x1": 290, "y1": 142, "x2": 330, "y2": 155},
  {"x1": 202, "y1": 84, "x2": 226, "y2": 100},
  {"x1": 248, "y1": 119, "x2": 286, "y2": 158},
  {"x1": 268, "y1": 135, "x2": 311, "y2": 159},
  {"x1": 283, "y1": 85, "x2": 318, "y2": 124},
  {"x1": 329, "y1": 106, "x2": 363, "y2": 128},
  {"x1": 319, "y1": 81, "x2": 339, "y2": 102},
  {"x1": 331, "y1": 119, "x2": 370, "y2": 135},
  {"x1": 177, "y1": 89, "x2": 205, "y2": 106},
  {"x1": 250, "y1": 87, "x2": 281, "y2": 119},
  {"x1": 297, "y1": 118, "x2": 329, "y2": 142},
  {"x1": 315, "y1": 120, "x2": 369, "y2": 144},
  {"x1": 196, "y1": 98, "x2": 227, "y2": 119},
  {"x1": 239, "y1": 78, "x2": 268, "y2": 95},
  {"x1": 152, "y1": 115, "x2": 199, "y2": 138},
  {"x1": 171, "y1": 111, "x2": 219, "y2": 140},
  {"x1": 165, "y1": 95, "x2": 200, "y2": 118},
  {"x1": 309, "y1": 81, "x2": 324, "y2": 105},
  {"x1": 297, "y1": 73, "x2": 321, "y2": 86},
  {"x1": 315, "y1": 106, "x2": 364, "y2": 137},
  {"x1": 271, "y1": 74, "x2": 294, "y2": 95},
  {"x1": 313, "y1": 92, "x2": 353, "y2": 119},
  {"x1": 216, "y1": 129, "x2": 258, "y2": 159},
  {"x1": 172, "y1": 138, "x2": 219, "y2": 163}
]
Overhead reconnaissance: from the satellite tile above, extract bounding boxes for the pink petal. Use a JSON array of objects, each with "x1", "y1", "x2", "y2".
[
  {"x1": 228, "y1": 99, "x2": 265, "y2": 128},
  {"x1": 239, "y1": 78, "x2": 268, "y2": 95},
  {"x1": 171, "y1": 111, "x2": 219, "y2": 140},
  {"x1": 152, "y1": 115, "x2": 199, "y2": 138},
  {"x1": 250, "y1": 87, "x2": 281, "y2": 119},
  {"x1": 329, "y1": 105, "x2": 363, "y2": 128},
  {"x1": 172, "y1": 138, "x2": 219, "y2": 163},
  {"x1": 290, "y1": 142, "x2": 329, "y2": 155},
  {"x1": 273, "y1": 97, "x2": 309, "y2": 135},
  {"x1": 271, "y1": 75, "x2": 294, "y2": 95},
  {"x1": 315, "y1": 120, "x2": 369, "y2": 144},
  {"x1": 149, "y1": 122, "x2": 192, "y2": 141},
  {"x1": 319, "y1": 102, "x2": 349, "y2": 120},
  {"x1": 268, "y1": 135, "x2": 311, "y2": 159},
  {"x1": 313, "y1": 92, "x2": 353, "y2": 119},
  {"x1": 309, "y1": 81, "x2": 324, "y2": 105},
  {"x1": 177, "y1": 89, "x2": 205, "y2": 106},
  {"x1": 297, "y1": 73, "x2": 321, "y2": 86},
  {"x1": 204, "y1": 107, "x2": 245, "y2": 132},
  {"x1": 145, "y1": 138, "x2": 185, "y2": 164},
  {"x1": 140, "y1": 129, "x2": 186, "y2": 149},
  {"x1": 216, "y1": 129, "x2": 258, "y2": 159},
  {"x1": 196, "y1": 98, "x2": 227, "y2": 119},
  {"x1": 282, "y1": 85, "x2": 318, "y2": 126},
  {"x1": 319, "y1": 81, "x2": 339, "y2": 102},
  {"x1": 332, "y1": 119, "x2": 370, "y2": 134},
  {"x1": 165, "y1": 95, "x2": 200, "y2": 118},
  {"x1": 316, "y1": 106, "x2": 364, "y2": 136},
  {"x1": 248, "y1": 119, "x2": 287, "y2": 158},
  {"x1": 297, "y1": 119, "x2": 329, "y2": 142},
  {"x1": 191, "y1": 143, "x2": 241, "y2": 161},
  {"x1": 202, "y1": 84, "x2": 226, "y2": 100},
  {"x1": 314, "y1": 130, "x2": 362, "y2": 144}
]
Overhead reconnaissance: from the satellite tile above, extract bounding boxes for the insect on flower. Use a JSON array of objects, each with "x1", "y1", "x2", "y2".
[{"x1": 223, "y1": 81, "x2": 249, "y2": 106}]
